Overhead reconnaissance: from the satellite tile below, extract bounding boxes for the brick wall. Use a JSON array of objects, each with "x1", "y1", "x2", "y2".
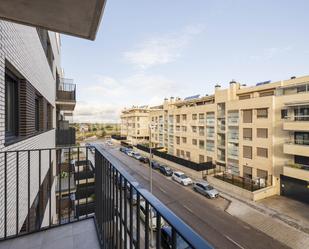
[{"x1": 0, "y1": 20, "x2": 61, "y2": 237}]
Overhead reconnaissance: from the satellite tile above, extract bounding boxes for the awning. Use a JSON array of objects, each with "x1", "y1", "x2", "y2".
[
  {"x1": 284, "y1": 101, "x2": 309, "y2": 107},
  {"x1": 0, "y1": 0, "x2": 106, "y2": 40}
]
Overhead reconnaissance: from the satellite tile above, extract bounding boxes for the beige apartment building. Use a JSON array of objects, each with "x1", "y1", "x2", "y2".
[
  {"x1": 120, "y1": 106, "x2": 151, "y2": 145},
  {"x1": 121, "y1": 76, "x2": 309, "y2": 203}
]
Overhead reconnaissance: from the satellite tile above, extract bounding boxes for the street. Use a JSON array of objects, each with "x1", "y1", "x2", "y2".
[{"x1": 96, "y1": 142, "x2": 290, "y2": 249}]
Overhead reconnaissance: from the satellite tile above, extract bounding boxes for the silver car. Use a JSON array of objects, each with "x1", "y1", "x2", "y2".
[{"x1": 193, "y1": 181, "x2": 219, "y2": 198}]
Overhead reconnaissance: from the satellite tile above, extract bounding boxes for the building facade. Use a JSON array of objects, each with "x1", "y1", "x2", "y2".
[
  {"x1": 0, "y1": 20, "x2": 77, "y2": 236},
  {"x1": 122, "y1": 76, "x2": 309, "y2": 202},
  {"x1": 120, "y1": 106, "x2": 151, "y2": 145}
]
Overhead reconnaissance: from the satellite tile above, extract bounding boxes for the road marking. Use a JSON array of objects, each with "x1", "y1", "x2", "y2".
[
  {"x1": 159, "y1": 187, "x2": 167, "y2": 194},
  {"x1": 183, "y1": 205, "x2": 193, "y2": 213},
  {"x1": 224, "y1": 235, "x2": 245, "y2": 249}
]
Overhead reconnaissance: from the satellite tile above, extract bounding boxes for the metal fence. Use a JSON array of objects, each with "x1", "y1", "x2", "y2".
[
  {"x1": 214, "y1": 171, "x2": 271, "y2": 192},
  {"x1": 0, "y1": 145, "x2": 213, "y2": 249},
  {"x1": 136, "y1": 144, "x2": 215, "y2": 172}
]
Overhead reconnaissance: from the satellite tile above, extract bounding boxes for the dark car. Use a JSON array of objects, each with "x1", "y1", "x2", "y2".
[
  {"x1": 160, "y1": 226, "x2": 192, "y2": 249},
  {"x1": 151, "y1": 161, "x2": 161, "y2": 170},
  {"x1": 119, "y1": 147, "x2": 128, "y2": 153},
  {"x1": 139, "y1": 157, "x2": 149, "y2": 164},
  {"x1": 159, "y1": 165, "x2": 173, "y2": 176}
]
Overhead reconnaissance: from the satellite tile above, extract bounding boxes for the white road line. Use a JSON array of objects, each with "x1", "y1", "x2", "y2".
[
  {"x1": 183, "y1": 205, "x2": 194, "y2": 213},
  {"x1": 224, "y1": 235, "x2": 245, "y2": 249},
  {"x1": 159, "y1": 187, "x2": 167, "y2": 194}
]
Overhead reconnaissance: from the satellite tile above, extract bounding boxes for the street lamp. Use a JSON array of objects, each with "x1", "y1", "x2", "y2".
[
  {"x1": 148, "y1": 122, "x2": 156, "y2": 248},
  {"x1": 149, "y1": 123, "x2": 157, "y2": 193}
]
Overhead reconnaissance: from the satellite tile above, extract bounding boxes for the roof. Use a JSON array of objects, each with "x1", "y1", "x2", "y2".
[{"x1": 0, "y1": 0, "x2": 106, "y2": 40}]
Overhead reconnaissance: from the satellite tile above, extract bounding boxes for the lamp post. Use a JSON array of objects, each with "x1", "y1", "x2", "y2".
[{"x1": 148, "y1": 122, "x2": 156, "y2": 248}]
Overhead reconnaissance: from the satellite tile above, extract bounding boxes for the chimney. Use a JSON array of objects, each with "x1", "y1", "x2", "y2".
[{"x1": 215, "y1": 84, "x2": 221, "y2": 90}]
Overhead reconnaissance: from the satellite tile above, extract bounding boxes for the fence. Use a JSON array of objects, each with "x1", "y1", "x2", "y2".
[
  {"x1": 0, "y1": 145, "x2": 213, "y2": 249},
  {"x1": 214, "y1": 171, "x2": 271, "y2": 192},
  {"x1": 136, "y1": 144, "x2": 215, "y2": 172}
]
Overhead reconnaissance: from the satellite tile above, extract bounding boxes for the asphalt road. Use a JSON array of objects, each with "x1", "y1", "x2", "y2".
[{"x1": 98, "y1": 142, "x2": 290, "y2": 249}]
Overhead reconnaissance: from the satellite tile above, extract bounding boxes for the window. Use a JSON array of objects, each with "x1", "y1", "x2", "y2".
[
  {"x1": 259, "y1": 91, "x2": 274, "y2": 97},
  {"x1": 257, "y1": 147, "x2": 268, "y2": 158},
  {"x1": 176, "y1": 149, "x2": 180, "y2": 157},
  {"x1": 243, "y1": 166, "x2": 252, "y2": 179},
  {"x1": 47, "y1": 103, "x2": 53, "y2": 129},
  {"x1": 182, "y1": 126, "x2": 187, "y2": 132},
  {"x1": 182, "y1": 137, "x2": 187, "y2": 143},
  {"x1": 243, "y1": 146, "x2": 252, "y2": 159},
  {"x1": 192, "y1": 126, "x2": 197, "y2": 133},
  {"x1": 182, "y1": 114, "x2": 187, "y2": 121},
  {"x1": 176, "y1": 115, "x2": 180, "y2": 123},
  {"x1": 192, "y1": 139, "x2": 197, "y2": 145},
  {"x1": 176, "y1": 136, "x2": 180, "y2": 145},
  {"x1": 199, "y1": 126, "x2": 205, "y2": 136},
  {"x1": 199, "y1": 113, "x2": 205, "y2": 120},
  {"x1": 186, "y1": 151, "x2": 190, "y2": 159},
  {"x1": 257, "y1": 128, "x2": 268, "y2": 138},
  {"x1": 295, "y1": 132, "x2": 309, "y2": 145},
  {"x1": 297, "y1": 85, "x2": 306, "y2": 93},
  {"x1": 243, "y1": 110, "x2": 252, "y2": 123},
  {"x1": 199, "y1": 155, "x2": 205, "y2": 163},
  {"x1": 137, "y1": 117, "x2": 139, "y2": 121},
  {"x1": 192, "y1": 114, "x2": 197, "y2": 120},
  {"x1": 243, "y1": 128, "x2": 252, "y2": 140},
  {"x1": 5, "y1": 71, "x2": 19, "y2": 141},
  {"x1": 281, "y1": 109, "x2": 288, "y2": 119},
  {"x1": 257, "y1": 169, "x2": 268, "y2": 180},
  {"x1": 199, "y1": 140, "x2": 205, "y2": 149},
  {"x1": 257, "y1": 108, "x2": 268, "y2": 118},
  {"x1": 239, "y1": 94, "x2": 251, "y2": 100}
]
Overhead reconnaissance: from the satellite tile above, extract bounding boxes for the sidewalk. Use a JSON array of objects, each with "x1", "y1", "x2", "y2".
[{"x1": 210, "y1": 176, "x2": 309, "y2": 249}]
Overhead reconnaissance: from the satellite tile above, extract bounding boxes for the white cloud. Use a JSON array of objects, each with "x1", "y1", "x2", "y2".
[
  {"x1": 123, "y1": 24, "x2": 204, "y2": 69},
  {"x1": 73, "y1": 102, "x2": 122, "y2": 123},
  {"x1": 75, "y1": 73, "x2": 182, "y2": 123}
]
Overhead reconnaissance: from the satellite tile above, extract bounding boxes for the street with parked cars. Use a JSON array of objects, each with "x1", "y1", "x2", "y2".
[
  {"x1": 119, "y1": 146, "x2": 217, "y2": 194},
  {"x1": 100, "y1": 142, "x2": 288, "y2": 249}
]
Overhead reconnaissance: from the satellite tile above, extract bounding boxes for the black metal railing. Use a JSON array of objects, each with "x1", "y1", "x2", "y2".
[
  {"x1": 0, "y1": 146, "x2": 93, "y2": 241},
  {"x1": 94, "y1": 145, "x2": 212, "y2": 249},
  {"x1": 56, "y1": 127, "x2": 76, "y2": 146},
  {"x1": 0, "y1": 145, "x2": 213, "y2": 249},
  {"x1": 56, "y1": 80, "x2": 76, "y2": 102},
  {"x1": 214, "y1": 171, "x2": 272, "y2": 191}
]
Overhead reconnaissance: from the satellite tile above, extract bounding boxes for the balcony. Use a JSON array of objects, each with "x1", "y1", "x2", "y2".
[
  {"x1": 283, "y1": 116, "x2": 309, "y2": 131},
  {"x1": 0, "y1": 0, "x2": 106, "y2": 40},
  {"x1": 0, "y1": 146, "x2": 212, "y2": 249},
  {"x1": 56, "y1": 79, "x2": 76, "y2": 111},
  {"x1": 283, "y1": 141, "x2": 309, "y2": 157},
  {"x1": 56, "y1": 127, "x2": 76, "y2": 146},
  {"x1": 283, "y1": 162, "x2": 309, "y2": 182}
]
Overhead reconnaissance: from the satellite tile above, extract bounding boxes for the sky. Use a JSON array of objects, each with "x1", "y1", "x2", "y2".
[{"x1": 61, "y1": 0, "x2": 309, "y2": 123}]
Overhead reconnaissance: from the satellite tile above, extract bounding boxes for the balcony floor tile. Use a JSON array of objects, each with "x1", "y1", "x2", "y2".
[{"x1": 1, "y1": 219, "x2": 100, "y2": 249}]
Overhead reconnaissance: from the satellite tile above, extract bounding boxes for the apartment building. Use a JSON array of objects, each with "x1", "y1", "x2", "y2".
[
  {"x1": 0, "y1": 20, "x2": 79, "y2": 237},
  {"x1": 124, "y1": 76, "x2": 309, "y2": 203},
  {"x1": 120, "y1": 106, "x2": 151, "y2": 145}
]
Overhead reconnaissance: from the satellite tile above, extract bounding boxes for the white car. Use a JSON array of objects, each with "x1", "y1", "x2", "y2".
[{"x1": 172, "y1": 172, "x2": 193, "y2": 186}]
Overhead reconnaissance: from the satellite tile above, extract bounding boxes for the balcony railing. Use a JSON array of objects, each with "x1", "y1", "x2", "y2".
[
  {"x1": 56, "y1": 127, "x2": 76, "y2": 146},
  {"x1": 56, "y1": 79, "x2": 76, "y2": 102},
  {"x1": 0, "y1": 146, "x2": 212, "y2": 249}
]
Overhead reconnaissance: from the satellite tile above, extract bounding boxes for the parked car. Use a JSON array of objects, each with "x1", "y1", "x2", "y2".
[
  {"x1": 172, "y1": 172, "x2": 193, "y2": 186},
  {"x1": 151, "y1": 161, "x2": 161, "y2": 170},
  {"x1": 159, "y1": 165, "x2": 173, "y2": 176},
  {"x1": 160, "y1": 225, "x2": 192, "y2": 249},
  {"x1": 193, "y1": 181, "x2": 219, "y2": 199},
  {"x1": 126, "y1": 150, "x2": 134, "y2": 157},
  {"x1": 119, "y1": 147, "x2": 128, "y2": 153},
  {"x1": 133, "y1": 152, "x2": 142, "y2": 160},
  {"x1": 139, "y1": 157, "x2": 149, "y2": 164},
  {"x1": 139, "y1": 201, "x2": 164, "y2": 230},
  {"x1": 106, "y1": 140, "x2": 113, "y2": 146}
]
